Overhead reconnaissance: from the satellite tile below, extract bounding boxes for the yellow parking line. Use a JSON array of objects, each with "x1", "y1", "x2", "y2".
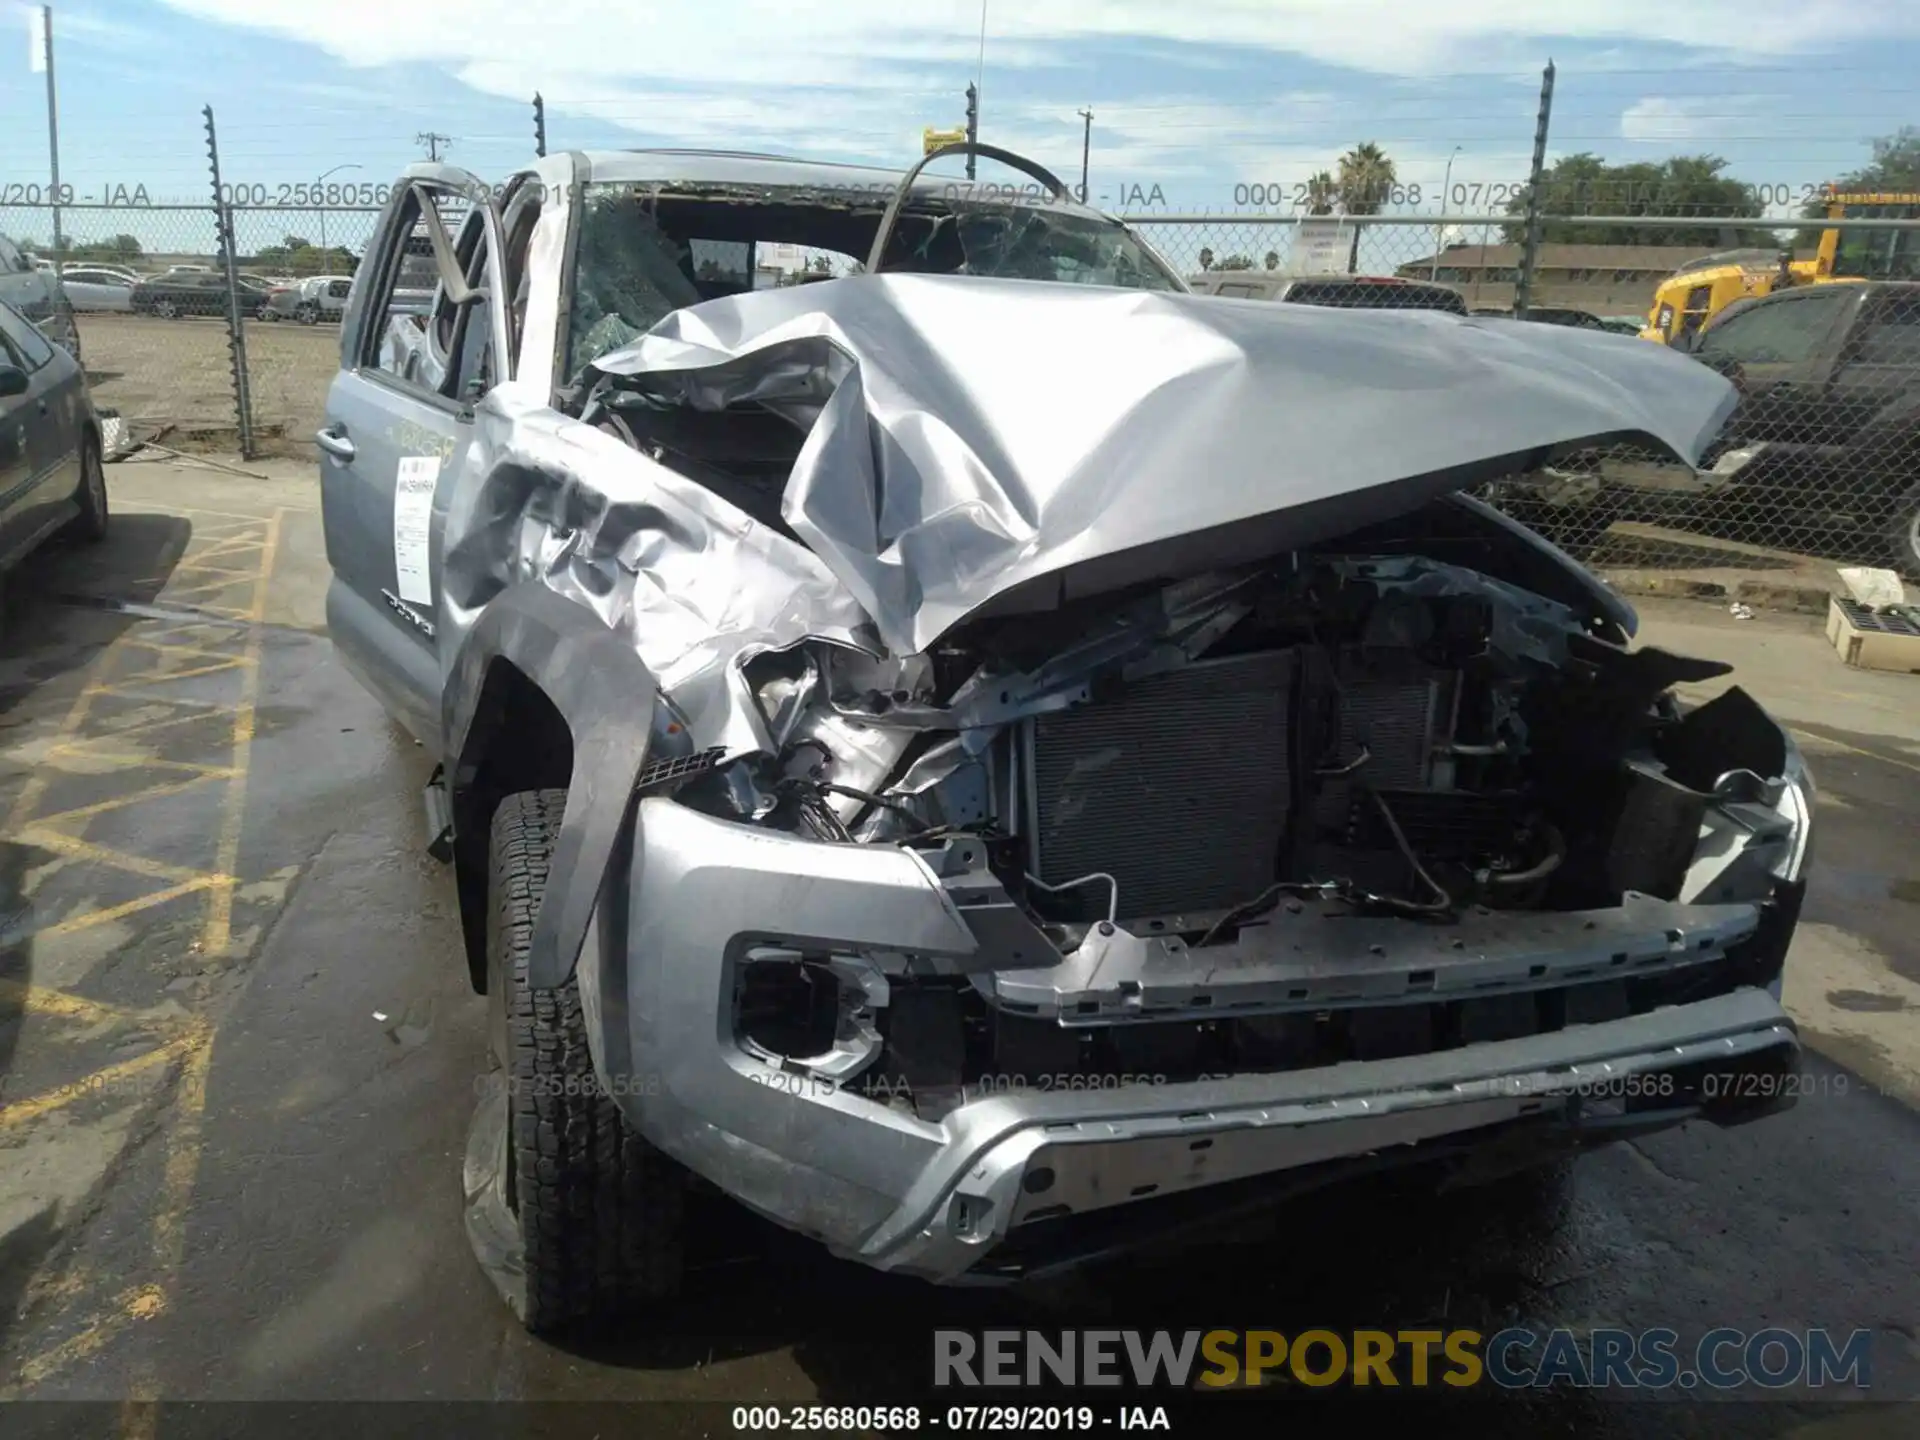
[
  {"x1": 160, "y1": 576, "x2": 257, "y2": 600},
  {"x1": 122, "y1": 636, "x2": 253, "y2": 666},
  {"x1": 38, "y1": 750, "x2": 240, "y2": 777},
  {"x1": 201, "y1": 508, "x2": 280, "y2": 958},
  {"x1": 167, "y1": 564, "x2": 258, "y2": 580},
  {"x1": 152, "y1": 504, "x2": 279, "y2": 524},
  {"x1": 19, "y1": 827, "x2": 228, "y2": 887},
  {"x1": 1791, "y1": 727, "x2": 1920, "y2": 779},
  {"x1": 27, "y1": 775, "x2": 224, "y2": 828},
  {"x1": 0, "y1": 1023, "x2": 209, "y2": 1129},
  {"x1": 146, "y1": 1027, "x2": 214, "y2": 1276},
  {"x1": 1, "y1": 507, "x2": 282, "y2": 1398},
  {"x1": 107, "y1": 658, "x2": 250, "y2": 685},
  {"x1": 72, "y1": 704, "x2": 232, "y2": 744},
  {"x1": 3, "y1": 638, "x2": 134, "y2": 831},
  {"x1": 178, "y1": 537, "x2": 263, "y2": 564},
  {"x1": 88, "y1": 688, "x2": 237, "y2": 713},
  {"x1": 0, "y1": 1286, "x2": 167, "y2": 1399},
  {"x1": 0, "y1": 977, "x2": 140, "y2": 1026},
  {"x1": 34, "y1": 876, "x2": 223, "y2": 939}
]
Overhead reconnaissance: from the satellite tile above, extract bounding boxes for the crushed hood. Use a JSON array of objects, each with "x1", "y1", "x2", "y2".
[{"x1": 590, "y1": 274, "x2": 1736, "y2": 655}]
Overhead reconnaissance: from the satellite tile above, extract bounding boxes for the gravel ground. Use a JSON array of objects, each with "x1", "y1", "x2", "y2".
[{"x1": 73, "y1": 311, "x2": 339, "y2": 453}]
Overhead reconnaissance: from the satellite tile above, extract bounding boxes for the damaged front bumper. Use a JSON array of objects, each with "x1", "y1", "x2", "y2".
[{"x1": 581, "y1": 797, "x2": 1802, "y2": 1284}]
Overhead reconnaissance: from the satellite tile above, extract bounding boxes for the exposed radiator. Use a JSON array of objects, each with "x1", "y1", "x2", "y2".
[{"x1": 1025, "y1": 650, "x2": 1294, "y2": 921}]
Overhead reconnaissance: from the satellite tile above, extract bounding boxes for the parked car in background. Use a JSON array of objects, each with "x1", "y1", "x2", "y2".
[
  {"x1": 1189, "y1": 271, "x2": 1468, "y2": 314},
  {"x1": 1471, "y1": 306, "x2": 1641, "y2": 336},
  {"x1": 57, "y1": 267, "x2": 136, "y2": 313},
  {"x1": 1685, "y1": 280, "x2": 1920, "y2": 576},
  {"x1": 276, "y1": 275, "x2": 355, "y2": 324},
  {"x1": 0, "y1": 295, "x2": 107, "y2": 570},
  {"x1": 130, "y1": 272, "x2": 271, "y2": 319},
  {"x1": 0, "y1": 235, "x2": 83, "y2": 360},
  {"x1": 258, "y1": 281, "x2": 299, "y2": 321},
  {"x1": 1493, "y1": 279, "x2": 1920, "y2": 573}
]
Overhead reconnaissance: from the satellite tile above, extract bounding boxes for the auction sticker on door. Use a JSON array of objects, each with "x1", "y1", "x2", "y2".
[{"x1": 394, "y1": 455, "x2": 439, "y2": 604}]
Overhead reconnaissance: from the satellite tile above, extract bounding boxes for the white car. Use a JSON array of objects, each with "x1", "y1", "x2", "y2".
[
  {"x1": 264, "y1": 274, "x2": 354, "y2": 324},
  {"x1": 55, "y1": 267, "x2": 135, "y2": 313}
]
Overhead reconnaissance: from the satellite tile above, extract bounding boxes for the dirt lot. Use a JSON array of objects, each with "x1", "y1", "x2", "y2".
[{"x1": 73, "y1": 312, "x2": 338, "y2": 455}]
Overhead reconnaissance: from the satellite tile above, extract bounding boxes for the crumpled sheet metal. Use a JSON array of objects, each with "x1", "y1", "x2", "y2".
[
  {"x1": 436, "y1": 382, "x2": 872, "y2": 761},
  {"x1": 591, "y1": 274, "x2": 1738, "y2": 657}
]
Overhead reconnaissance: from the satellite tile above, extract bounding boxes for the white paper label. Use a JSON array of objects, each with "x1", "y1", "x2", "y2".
[{"x1": 393, "y1": 455, "x2": 440, "y2": 605}]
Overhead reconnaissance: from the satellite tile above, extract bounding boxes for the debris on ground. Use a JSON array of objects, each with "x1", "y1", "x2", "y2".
[{"x1": 1837, "y1": 566, "x2": 1908, "y2": 612}]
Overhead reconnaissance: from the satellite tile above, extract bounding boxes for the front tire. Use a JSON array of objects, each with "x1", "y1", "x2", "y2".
[
  {"x1": 462, "y1": 788, "x2": 686, "y2": 1334},
  {"x1": 154, "y1": 300, "x2": 179, "y2": 320},
  {"x1": 295, "y1": 303, "x2": 318, "y2": 325}
]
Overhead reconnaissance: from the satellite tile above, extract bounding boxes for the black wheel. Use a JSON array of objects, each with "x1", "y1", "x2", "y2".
[
  {"x1": 295, "y1": 303, "x2": 318, "y2": 325},
  {"x1": 462, "y1": 788, "x2": 686, "y2": 1334},
  {"x1": 65, "y1": 430, "x2": 108, "y2": 544},
  {"x1": 154, "y1": 299, "x2": 179, "y2": 320},
  {"x1": 1885, "y1": 480, "x2": 1920, "y2": 582}
]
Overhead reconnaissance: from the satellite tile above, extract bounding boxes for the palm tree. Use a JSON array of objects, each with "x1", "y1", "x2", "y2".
[
  {"x1": 1303, "y1": 170, "x2": 1337, "y2": 216},
  {"x1": 1336, "y1": 142, "x2": 1396, "y2": 272}
]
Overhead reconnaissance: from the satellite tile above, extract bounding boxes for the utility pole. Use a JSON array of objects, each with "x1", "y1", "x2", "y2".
[
  {"x1": 33, "y1": 7, "x2": 64, "y2": 277},
  {"x1": 963, "y1": 84, "x2": 979, "y2": 180},
  {"x1": 533, "y1": 93, "x2": 547, "y2": 157},
  {"x1": 416, "y1": 131, "x2": 452, "y2": 162},
  {"x1": 1077, "y1": 108, "x2": 1093, "y2": 203}
]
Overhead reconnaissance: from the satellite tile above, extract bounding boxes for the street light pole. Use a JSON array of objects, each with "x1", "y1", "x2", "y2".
[
  {"x1": 317, "y1": 163, "x2": 361, "y2": 265},
  {"x1": 1432, "y1": 145, "x2": 1461, "y2": 281}
]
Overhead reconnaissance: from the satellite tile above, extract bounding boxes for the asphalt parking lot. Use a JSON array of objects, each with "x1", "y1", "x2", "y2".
[{"x1": 1, "y1": 460, "x2": 1918, "y2": 1435}]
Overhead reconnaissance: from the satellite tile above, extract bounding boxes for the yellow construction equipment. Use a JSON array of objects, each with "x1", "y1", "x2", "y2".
[{"x1": 1638, "y1": 190, "x2": 1920, "y2": 344}]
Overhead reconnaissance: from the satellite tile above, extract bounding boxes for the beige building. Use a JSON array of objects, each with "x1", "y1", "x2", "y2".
[{"x1": 1393, "y1": 243, "x2": 1786, "y2": 317}]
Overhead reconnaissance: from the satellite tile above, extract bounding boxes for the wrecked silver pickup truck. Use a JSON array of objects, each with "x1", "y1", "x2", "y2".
[{"x1": 317, "y1": 146, "x2": 1813, "y2": 1333}]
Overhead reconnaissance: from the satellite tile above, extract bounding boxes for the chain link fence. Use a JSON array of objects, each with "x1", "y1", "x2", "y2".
[
  {"x1": 3, "y1": 196, "x2": 1917, "y2": 583},
  {"x1": 0, "y1": 200, "x2": 381, "y2": 452},
  {"x1": 1125, "y1": 210, "x2": 1920, "y2": 582}
]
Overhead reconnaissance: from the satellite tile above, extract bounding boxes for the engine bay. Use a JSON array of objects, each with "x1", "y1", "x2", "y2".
[
  {"x1": 659, "y1": 549, "x2": 1806, "y2": 1118},
  {"x1": 695, "y1": 552, "x2": 1783, "y2": 933}
]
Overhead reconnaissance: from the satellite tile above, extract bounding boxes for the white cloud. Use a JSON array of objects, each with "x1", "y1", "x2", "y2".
[
  {"x1": 1619, "y1": 95, "x2": 1766, "y2": 143},
  {"x1": 151, "y1": 0, "x2": 1919, "y2": 82},
  {"x1": 142, "y1": 0, "x2": 1909, "y2": 201}
]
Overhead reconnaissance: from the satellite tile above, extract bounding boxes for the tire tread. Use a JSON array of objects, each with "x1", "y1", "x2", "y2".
[{"x1": 490, "y1": 788, "x2": 682, "y2": 1332}]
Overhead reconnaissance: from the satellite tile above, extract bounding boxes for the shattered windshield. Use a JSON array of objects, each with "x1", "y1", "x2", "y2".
[
  {"x1": 565, "y1": 182, "x2": 1180, "y2": 378},
  {"x1": 928, "y1": 204, "x2": 1181, "y2": 291}
]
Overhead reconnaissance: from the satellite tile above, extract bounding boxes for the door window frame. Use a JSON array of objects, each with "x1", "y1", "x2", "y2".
[
  {"x1": 0, "y1": 298, "x2": 55, "y2": 370},
  {"x1": 355, "y1": 176, "x2": 512, "y2": 412}
]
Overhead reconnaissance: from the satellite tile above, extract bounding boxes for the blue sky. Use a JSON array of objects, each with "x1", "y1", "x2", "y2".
[{"x1": 4, "y1": 0, "x2": 1919, "y2": 258}]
